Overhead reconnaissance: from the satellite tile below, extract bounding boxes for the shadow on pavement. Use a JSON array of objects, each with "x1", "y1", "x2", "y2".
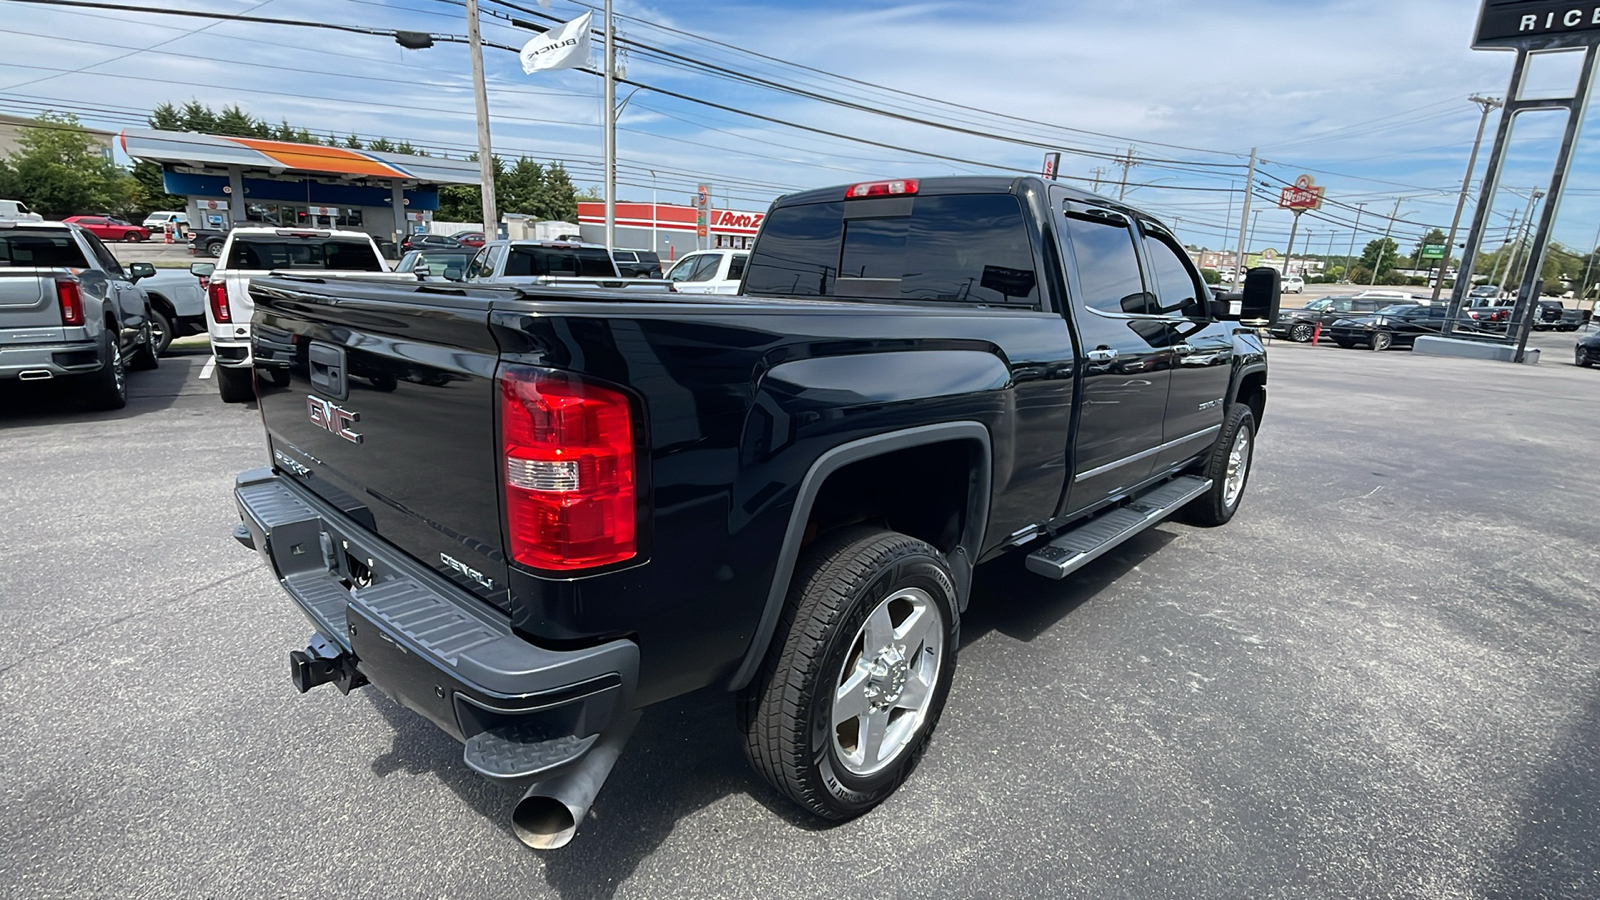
[
  {"x1": 351, "y1": 527, "x2": 1181, "y2": 899},
  {"x1": 0, "y1": 345, "x2": 218, "y2": 424},
  {"x1": 1482, "y1": 683, "x2": 1600, "y2": 899}
]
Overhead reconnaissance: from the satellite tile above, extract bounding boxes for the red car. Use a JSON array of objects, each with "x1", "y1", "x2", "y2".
[
  {"x1": 64, "y1": 215, "x2": 150, "y2": 242},
  {"x1": 450, "y1": 230, "x2": 486, "y2": 248}
]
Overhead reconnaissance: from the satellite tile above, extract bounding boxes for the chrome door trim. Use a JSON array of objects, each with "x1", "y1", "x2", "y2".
[{"x1": 1073, "y1": 425, "x2": 1221, "y2": 483}]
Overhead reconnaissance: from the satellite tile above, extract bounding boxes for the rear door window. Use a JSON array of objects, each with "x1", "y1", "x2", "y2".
[
  {"x1": 744, "y1": 194, "x2": 1038, "y2": 306},
  {"x1": 1062, "y1": 206, "x2": 1151, "y2": 315}
]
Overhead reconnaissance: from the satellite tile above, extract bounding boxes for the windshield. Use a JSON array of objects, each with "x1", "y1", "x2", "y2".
[
  {"x1": 1304, "y1": 298, "x2": 1332, "y2": 311},
  {"x1": 227, "y1": 236, "x2": 382, "y2": 271},
  {"x1": 1375, "y1": 304, "x2": 1415, "y2": 316}
]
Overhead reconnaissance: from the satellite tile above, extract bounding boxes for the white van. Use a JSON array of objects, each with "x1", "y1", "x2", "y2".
[
  {"x1": 142, "y1": 211, "x2": 190, "y2": 231},
  {"x1": 0, "y1": 199, "x2": 44, "y2": 222}
]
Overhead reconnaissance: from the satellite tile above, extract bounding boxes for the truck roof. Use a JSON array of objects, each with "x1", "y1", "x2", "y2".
[
  {"x1": 226, "y1": 227, "x2": 376, "y2": 239},
  {"x1": 771, "y1": 175, "x2": 1113, "y2": 210},
  {"x1": 0, "y1": 220, "x2": 71, "y2": 231}
]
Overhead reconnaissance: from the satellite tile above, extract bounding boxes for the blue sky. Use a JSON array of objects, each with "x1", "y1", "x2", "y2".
[{"x1": 4, "y1": 0, "x2": 1600, "y2": 257}]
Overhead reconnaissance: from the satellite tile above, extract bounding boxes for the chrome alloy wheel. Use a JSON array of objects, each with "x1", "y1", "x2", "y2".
[
  {"x1": 832, "y1": 587, "x2": 944, "y2": 777},
  {"x1": 110, "y1": 342, "x2": 125, "y2": 395},
  {"x1": 1223, "y1": 425, "x2": 1252, "y2": 510}
]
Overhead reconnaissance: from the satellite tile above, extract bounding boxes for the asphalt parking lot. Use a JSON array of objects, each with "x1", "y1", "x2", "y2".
[{"x1": 1, "y1": 330, "x2": 1597, "y2": 899}]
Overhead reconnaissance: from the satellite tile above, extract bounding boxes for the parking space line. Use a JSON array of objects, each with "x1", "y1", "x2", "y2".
[{"x1": 200, "y1": 355, "x2": 216, "y2": 380}]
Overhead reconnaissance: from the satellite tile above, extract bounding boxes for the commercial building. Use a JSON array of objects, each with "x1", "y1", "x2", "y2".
[
  {"x1": 577, "y1": 201, "x2": 765, "y2": 258},
  {"x1": 0, "y1": 112, "x2": 114, "y2": 160},
  {"x1": 119, "y1": 129, "x2": 481, "y2": 242}
]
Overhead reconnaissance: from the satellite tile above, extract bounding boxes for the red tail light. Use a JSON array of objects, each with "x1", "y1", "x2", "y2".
[
  {"x1": 55, "y1": 277, "x2": 84, "y2": 326},
  {"x1": 208, "y1": 279, "x2": 231, "y2": 323},
  {"x1": 847, "y1": 179, "x2": 919, "y2": 198},
  {"x1": 499, "y1": 366, "x2": 637, "y2": 571}
]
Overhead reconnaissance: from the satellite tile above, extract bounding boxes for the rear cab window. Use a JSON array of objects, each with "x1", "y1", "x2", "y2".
[
  {"x1": 227, "y1": 235, "x2": 383, "y2": 271},
  {"x1": 744, "y1": 192, "x2": 1040, "y2": 308},
  {"x1": 505, "y1": 246, "x2": 616, "y2": 278},
  {"x1": 0, "y1": 230, "x2": 91, "y2": 269}
]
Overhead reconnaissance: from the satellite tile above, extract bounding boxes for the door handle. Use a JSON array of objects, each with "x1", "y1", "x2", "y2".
[{"x1": 1087, "y1": 348, "x2": 1118, "y2": 363}]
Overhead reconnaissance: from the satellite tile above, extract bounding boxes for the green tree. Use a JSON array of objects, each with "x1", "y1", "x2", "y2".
[
  {"x1": 0, "y1": 112, "x2": 142, "y2": 217},
  {"x1": 343, "y1": 134, "x2": 363, "y2": 149},
  {"x1": 1359, "y1": 238, "x2": 1399, "y2": 281},
  {"x1": 366, "y1": 137, "x2": 397, "y2": 153}
]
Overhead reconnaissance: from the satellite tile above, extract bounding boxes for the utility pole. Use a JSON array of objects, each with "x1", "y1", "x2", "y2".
[
  {"x1": 465, "y1": 0, "x2": 497, "y2": 237},
  {"x1": 1371, "y1": 198, "x2": 1403, "y2": 286},
  {"x1": 1500, "y1": 189, "x2": 1544, "y2": 296},
  {"x1": 1233, "y1": 149, "x2": 1256, "y2": 284},
  {"x1": 1580, "y1": 219, "x2": 1600, "y2": 301},
  {"x1": 1437, "y1": 96, "x2": 1503, "y2": 325},
  {"x1": 602, "y1": 0, "x2": 616, "y2": 250},
  {"x1": 1116, "y1": 145, "x2": 1138, "y2": 202},
  {"x1": 1344, "y1": 202, "x2": 1366, "y2": 283},
  {"x1": 1089, "y1": 166, "x2": 1110, "y2": 193}
]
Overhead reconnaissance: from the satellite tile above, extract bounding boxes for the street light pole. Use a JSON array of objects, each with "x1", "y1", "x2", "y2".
[
  {"x1": 1372, "y1": 198, "x2": 1403, "y2": 286},
  {"x1": 1344, "y1": 202, "x2": 1366, "y2": 283},
  {"x1": 465, "y1": 0, "x2": 497, "y2": 237},
  {"x1": 602, "y1": 0, "x2": 616, "y2": 251},
  {"x1": 1436, "y1": 95, "x2": 1503, "y2": 306}
]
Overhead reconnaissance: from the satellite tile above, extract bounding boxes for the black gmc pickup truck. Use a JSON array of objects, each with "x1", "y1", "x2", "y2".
[{"x1": 232, "y1": 176, "x2": 1274, "y2": 849}]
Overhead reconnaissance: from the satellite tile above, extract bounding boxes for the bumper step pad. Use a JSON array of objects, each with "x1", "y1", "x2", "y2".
[
  {"x1": 464, "y1": 723, "x2": 600, "y2": 780},
  {"x1": 1026, "y1": 475, "x2": 1212, "y2": 580}
]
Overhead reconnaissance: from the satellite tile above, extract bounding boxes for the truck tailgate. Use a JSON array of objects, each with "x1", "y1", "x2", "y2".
[{"x1": 250, "y1": 277, "x2": 511, "y2": 610}]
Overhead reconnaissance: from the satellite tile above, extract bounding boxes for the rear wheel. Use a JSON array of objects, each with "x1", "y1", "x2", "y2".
[
  {"x1": 206, "y1": 241, "x2": 224, "y2": 258},
  {"x1": 84, "y1": 331, "x2": 127, "y2": 411},
  {"x1": 739, "y1": 527, "x2": 959, "y2": 821},
  {"x1": 1370, "y1": 332, "x2": 1394, "y2": 352},
  {"x1": 1288, "y1": 322, "x2": 1315, "y2": 343},
  {"x1": 215, "y1": 365, "x2": 255, "y2": 403},
  {"x1": 124, "y1": 230, "x2": 143, "y2": 242},
  {"x1": 1184, "y1": 404, "x2": 1255, "y2": 527}
]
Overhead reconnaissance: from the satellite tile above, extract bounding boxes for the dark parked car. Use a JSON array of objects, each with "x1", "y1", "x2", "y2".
[
  {"x1": 611, "y1": 248, "x2": 663, "y2": 278},
  {"x1": 187, "y1": 227, "x2": 228, "y2": 258},
  {"x1": 1327, "y1": 303, "x2": 1462, "y2": 350},
  {"x1": 401, "y1": 233, "x2": 463, "y2": 253},
  {"x1": 1577, "y1": 331, "x2": 1599, "y2": 367},
  {"x1": 1270, "y1": 295, "x2": 1390, "y2": 342},
  {"x1": 1534, "y1": 300, "x2": 1582, "y2": 332}
]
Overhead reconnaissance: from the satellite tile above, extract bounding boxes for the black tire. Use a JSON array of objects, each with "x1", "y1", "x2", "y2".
[
  {"x1": 1370, "y1": 331, "x2": 1394, "y2": 352},
  {"x1": 1183, "y1": 404, "x2": 1256, "y2": 527},
  {"x1": 1578, "y1": 346, "x2": 1593, "y2": 368},
  {"x1": 215, "y1": 364, "x2": 255, "y2": 403},
  {"x1": 148, "y1": 308, "x2": 173, "y2": 356},
  {"x1": 1334, "y1": 339, "x2": 1354, "y2": 349},
  {"x1": 124, "y1": 231, "x2": 143, "y2": 242},
  {"x1": 206, "y1": 241, "x2": 224, "y2": 258},
  {"x1": 738, "y1": 527, "x2": 959, "y2": 821},
  {"x1": 128, "y1": 319, "x2": 160, "y2": 371},
  {"x1": 84, "y1": 330, "x2": 127, "y2": 411},
  {"x1": 1288, "y1": 322, "x2": 1315, "y2": 343}
]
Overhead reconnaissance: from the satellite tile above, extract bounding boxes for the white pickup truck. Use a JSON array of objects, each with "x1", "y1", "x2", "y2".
[{"x1": 195, "y1": 227, "x2": 409, "y2": 402}]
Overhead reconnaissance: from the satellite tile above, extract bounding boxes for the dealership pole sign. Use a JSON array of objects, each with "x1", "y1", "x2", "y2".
[{"x1": 1476, "y1": 1, "x2": 1600, "y2": 49}]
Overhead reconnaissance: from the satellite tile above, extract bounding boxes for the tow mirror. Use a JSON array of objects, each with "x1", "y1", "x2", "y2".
[
  {"x1": 126, "y1": 262, "x2": 156, "y2": 281},
  {"x1": 1239, "y1": 267, "x2": 1282, "y2": 324},
  {"x1": 189, "y1": 262, "x2": 216, "y2": 279}
]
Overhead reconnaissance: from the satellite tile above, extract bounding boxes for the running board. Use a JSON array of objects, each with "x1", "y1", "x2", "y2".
[{"x1": 1025, "y1": 475, "x2": 1212, "y2": 580}]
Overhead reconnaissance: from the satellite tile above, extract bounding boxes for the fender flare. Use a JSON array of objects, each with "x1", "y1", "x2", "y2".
[{"x1": 727, "y1": 421, "x2": 992, "y2": 692}]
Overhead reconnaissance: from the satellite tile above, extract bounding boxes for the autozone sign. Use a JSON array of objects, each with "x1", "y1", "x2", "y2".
[
  {"x1": 710, "y1": 210, "x2": 765, "y2": 233},
  {"x1": 1476, "y1": 1, "x2": 1600, "y2": 48}
]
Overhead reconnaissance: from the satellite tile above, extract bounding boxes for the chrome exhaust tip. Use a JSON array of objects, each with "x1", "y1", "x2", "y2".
[
  {"x1": 510, "y1": 709, "x2": 640, "y2": 850},
  {"x1": 17, "y1": 369, "x2": 53, "y2": 381}
]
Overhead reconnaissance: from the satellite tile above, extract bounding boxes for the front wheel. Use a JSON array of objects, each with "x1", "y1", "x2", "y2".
[
  {"x1": 739, "y1": 527, "x2": 959, "y2": 821},
  {"x1": 124, "y1": 231, "x2": 143, "y2": 242},
  {"x1": 215, "y1": 364, "x2": 255, "y2": 403},
  {"x1": 128, "y1": 320, "x2": 160, "y2": 371},
  {"x1": 1288, "y1": 322, "x2": 1315, "y2": 343},
  {"x1": 1370, "y1": 331, "x2": 1394, "y2": 352},
  {"x1": 148, "y1": 308, "x2": 173, "y2": 356},
  {"x1": 1578, "y1": 346, "x2": 1594, "y2": 368},
  {"x1": 1184, "y1": 404, "x2": 1255, "y2": 527}
]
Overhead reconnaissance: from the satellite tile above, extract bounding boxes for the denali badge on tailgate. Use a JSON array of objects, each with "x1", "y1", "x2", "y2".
[{"x1": 306, "y1": 395, "x2": 363, "y2": 444}]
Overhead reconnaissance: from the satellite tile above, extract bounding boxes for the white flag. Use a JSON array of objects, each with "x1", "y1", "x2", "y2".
[{"x1": 520, "y1": 12, "x2": 592, "y2": 74}]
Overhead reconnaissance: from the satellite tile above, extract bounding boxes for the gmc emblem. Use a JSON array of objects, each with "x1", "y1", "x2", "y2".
[{"x1": 306, "y1": 395, "x2": 363, "y2": 444}]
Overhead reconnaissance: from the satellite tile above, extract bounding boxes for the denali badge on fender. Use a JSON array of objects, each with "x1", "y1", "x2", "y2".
[{"x1": 306, "y1": 395, "x2": 363, "y2": 444}]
